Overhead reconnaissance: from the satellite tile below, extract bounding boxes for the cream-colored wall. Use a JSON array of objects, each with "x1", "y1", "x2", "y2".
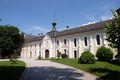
[
  {"x1": 21, "y1": 29, "x2": 117, "y2": 59},
  {"x1": 55, "y1": 29, "x2": 106, "y2": 58},
  {"x1": 21, "y1": 41, "x2": 41, "y2": 58}
]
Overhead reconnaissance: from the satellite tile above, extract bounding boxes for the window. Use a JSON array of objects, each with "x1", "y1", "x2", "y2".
[
  {"x1": 35, "y1": 51, "x2": 36, "y2": 56},
  {"x1": 39, "y1": 44, "x2": 41, "y2": 48},
  {"x1": 74, "y1": 50, "x2": 77, "y2": 58},
  {"x1": 84, "y1": 37, "x2": 88, "y2": 46},
  {"x1": 26, "y1": 45, "x2": 28, "y2": 49},
  {"x1": 57, "y1": 50, "x2": 59, "y2": 53},
  {"x1": 96, "y1": 35, "x2": 100, "y2": 45},
  {"x1": 56, "y1": 40, "x2": 59, "y2": 46},
  {"x1": 31, "y1": 45, "x2": 32, "y2": 48},
  {"x1": 64, "y1": 49, "x2": 66, "y2": 54},
  {"x1": 64, "y1": 39, "x2": 66, "y2": 45},
  {"x1": 74, "y1": 38, "x2": 77, "y2": 47}
]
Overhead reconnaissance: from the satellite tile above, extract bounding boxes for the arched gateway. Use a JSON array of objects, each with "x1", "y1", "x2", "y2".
[{"x1": 45, "y1": 49, "x2": 49, "y2": 58}]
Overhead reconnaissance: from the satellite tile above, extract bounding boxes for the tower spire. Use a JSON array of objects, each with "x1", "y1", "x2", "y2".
[{"x1": 52, "y1": 16, "x2": 57, "y2": 31}]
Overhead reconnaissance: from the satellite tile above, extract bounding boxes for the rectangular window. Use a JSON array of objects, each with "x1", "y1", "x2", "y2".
[
  {"x1": 56, "y1": 40, "x2": 59, "y2": 46},
  {"x1": 96, "y1": 35, "x2": 100, "y2": 45},
  {"x1": 74, "y1": 38, "x2": 77, "y2": 47},
  {"x1": 64, "y1": 49, "x2": 66, "y2": 54},
  {"x1": 35, "y1": 44, "x2": 36, "y2": 48},
  {"x1": 31, "y1": 45, "x2": 32, "y2": 48},
  {"x1": 74, "y1": 50, "x2": 77, "y2": 58},
  {"x1": 84, "y1": 37, "x2": 88, "y2": 46},
  {"x1": 39, "y1": 44, "x2": 41, "y2": 48},
  {"x1": 64, "y1": 39, "x2": 66, "y2": 45}
]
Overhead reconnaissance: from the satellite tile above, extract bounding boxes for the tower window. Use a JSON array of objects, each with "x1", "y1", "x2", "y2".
[
  {"x1": 84, "y1": 37, "x2": 88, "y2": 46},
  {"x1": 96, "y1": 35, "x2": 100, "y2": 45},
  {"x1": 74, "y1": 38, "x2": 77, "y2": 47},
  {"x1": 64, "y1": 39, "x2": 66, "y2": 45}
]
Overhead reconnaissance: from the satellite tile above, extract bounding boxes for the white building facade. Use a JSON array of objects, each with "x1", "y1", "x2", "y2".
[{"x1": 21, "y1": 19, "x2": 116, "y2": 59}]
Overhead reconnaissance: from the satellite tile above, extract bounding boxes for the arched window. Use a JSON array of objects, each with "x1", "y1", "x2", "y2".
[
  {"x1": 84, "y1": 37, "x2": 88, "y2": 46},
  {"x1": 96, "y1": 35, "x2": 100, "y2": 45}
]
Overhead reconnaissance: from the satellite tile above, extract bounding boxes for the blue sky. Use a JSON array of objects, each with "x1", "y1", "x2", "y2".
[{"x1": 0, "y1": 0, "x2": 120, "y2": 35}]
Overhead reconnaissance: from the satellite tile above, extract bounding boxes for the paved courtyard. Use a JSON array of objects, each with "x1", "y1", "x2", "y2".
[{"x1": 19, "y1": 58, "x2": 98, "y2": 80}]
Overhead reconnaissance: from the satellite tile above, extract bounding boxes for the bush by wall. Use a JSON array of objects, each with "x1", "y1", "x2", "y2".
[
  {"x1": 61, "y1": 54, "x2": 68, "y2": 58},
  {"x1": 96, "y1": 46, "x2": 113, "y2": 62},
  {"x1": 78, "y1": 51, "x2": 95, "y2": 64}
]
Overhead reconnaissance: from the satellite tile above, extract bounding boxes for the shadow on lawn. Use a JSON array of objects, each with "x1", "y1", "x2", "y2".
[
  {"x1": 90, "y1": 68, "x2": 120, "y2": 80},
  {"x1": 0, "y1": 66, "x2": 25, "y2": 80}
]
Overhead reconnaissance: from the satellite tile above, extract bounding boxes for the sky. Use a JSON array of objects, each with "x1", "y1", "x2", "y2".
[{"x1": 0, "y1": 0, "x2": 120, "y2": 35}]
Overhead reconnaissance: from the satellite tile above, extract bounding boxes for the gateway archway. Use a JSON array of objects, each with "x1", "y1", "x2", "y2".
[{"x1": 45, "y1": 49, "x2": 49, "y2": 58}]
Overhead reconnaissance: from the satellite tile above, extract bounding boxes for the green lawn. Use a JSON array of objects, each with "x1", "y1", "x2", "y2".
[
  {"x1": 0, "y1": 60, "x2": 26, "y2": 80},
  {"x1": 51, "y1": 59, "x2": 120, "y2": 80}
]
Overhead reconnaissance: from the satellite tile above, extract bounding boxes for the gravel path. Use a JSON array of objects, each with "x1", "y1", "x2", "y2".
[{"x1": 19, "y1": 58, "x2": 98, "y2": 80}]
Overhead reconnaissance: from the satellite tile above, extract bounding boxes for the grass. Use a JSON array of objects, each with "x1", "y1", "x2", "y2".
[
  {"x1": 51, "y1": 59, "x2": 120, "y2": 80},
  {"x1": 0, "y1": 60, "x2": 26, "y2": 80}
]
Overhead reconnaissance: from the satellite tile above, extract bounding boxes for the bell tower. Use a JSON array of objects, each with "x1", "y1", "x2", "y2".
[{"x1": 52, "y1": 17, "x2": 57, "y2": 31}]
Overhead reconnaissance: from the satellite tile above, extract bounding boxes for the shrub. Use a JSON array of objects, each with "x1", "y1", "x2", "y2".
[
  {"x1": 38, "y1": 55, "x2": 43, "y2": 60},
  {"x1": 61, "y1": 54, "x2": 68, "y2": 58},
  {"x1": 78, "y1": 51, "x2": 95, "y2": 64},
  {"x1": 57, "y1": 51, "x2": 61, "y2": 59},
  {"x1": 96, "y1": 46, "x2": 113, "y2": 62}
]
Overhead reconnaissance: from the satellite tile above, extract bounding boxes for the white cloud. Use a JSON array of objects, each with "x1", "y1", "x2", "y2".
[
  {"x1": 85, "y1": 15, "x2": 97, "y2": 22},
  {"x1": 32, "y1": 26, "x2": 49, "y2": 32},
  {"x1": 24, "y1": 26, "x2": 49, "y2": 35},
  {"x1": 100, "y1": 14, "x2": 112, "y2": 21},
  {"x1": 82, "y1": 21, "x2": 96, "y2": 26}
]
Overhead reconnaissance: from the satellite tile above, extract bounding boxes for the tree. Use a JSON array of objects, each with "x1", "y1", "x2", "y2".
[
  {"x1": 105, "y1": 9, "x2": 120, "y2": 60},
  {"x1": 0, "y1": 25, "x2": 24, "y2": 58}
]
